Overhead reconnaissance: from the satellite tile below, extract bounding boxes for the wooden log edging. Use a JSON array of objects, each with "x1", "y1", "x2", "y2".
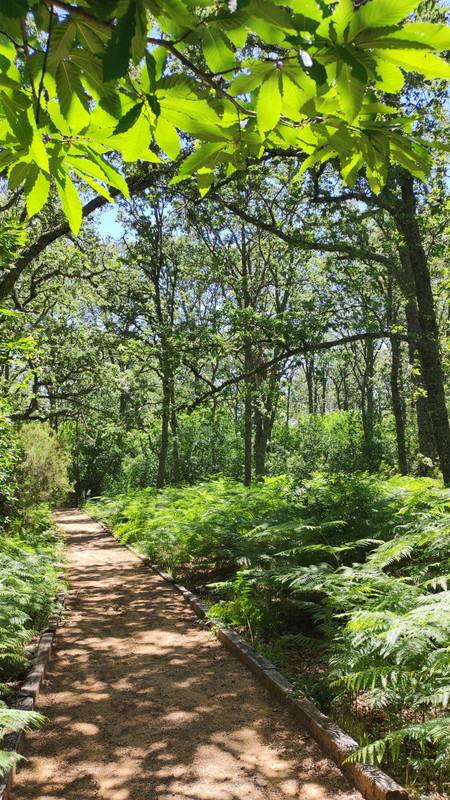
[
  {"x1": 0, "y1": 592, "x2": 66, "y2": 800},
  {"x1": 92, "y1": 514, "x2": 408, "y2": 800}
]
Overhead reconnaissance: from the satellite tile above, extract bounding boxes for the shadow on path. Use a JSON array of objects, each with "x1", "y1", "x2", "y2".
[{"x1": 12, "y1": 510, "x2": 362, "y2": 800}]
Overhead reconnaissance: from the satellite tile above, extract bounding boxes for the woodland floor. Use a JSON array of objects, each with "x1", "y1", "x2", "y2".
[{"x1": 11, "y1": 510, "x2": 363, "y2": 800}]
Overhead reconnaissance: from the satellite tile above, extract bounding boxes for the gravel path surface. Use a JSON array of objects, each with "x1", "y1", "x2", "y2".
[{"x1": 12, "y1": 510, "x2": 363, "y2": 800}]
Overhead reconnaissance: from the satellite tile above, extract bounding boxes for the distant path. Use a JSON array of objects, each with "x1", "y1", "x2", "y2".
[{"x1": 12, "y1": 510, "x2": 362, "y2": 800}]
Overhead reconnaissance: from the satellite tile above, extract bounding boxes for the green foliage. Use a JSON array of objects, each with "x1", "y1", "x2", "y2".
[
  {"x1": 0, "y1": 703, "x2": 46, "y2": 777},
  {"x1": 87, "y1": 475, "x2": 296, "y2": 570},
  {"x1": 0, "y1": 504, "x2": 63, "y2": 775},
  {"x1": 0, "y1": 505, "x2": 63, "y2": 681},
  {"x1": 2, "y1": 1, "x2": 450, "y2": 229},
  {"x1": 15, "y1": 422, "x2": 72, "y2": 507},
  {"x1": 89, "y1": 474, "x2": 450, "y2": 785}
]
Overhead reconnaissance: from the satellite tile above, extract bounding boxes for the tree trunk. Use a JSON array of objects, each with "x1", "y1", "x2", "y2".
[
  {"x1": 253, "y1": 389, "x2": 276, "y2": 479},
  {"x1": 390, "y1": 337, "x2": 408, "y2": 475},
  {"x1": 394, "y1": 172, "x2": 450, "y2": 484},
  {"x1": 243, "y1": 343, "x2": 253, "y2": 486},
  {"x1": 170, "y1": 384, "x2": 180, "y2": 485},
  {"x1": 304, "y1": 357, "x2": 314, "y2": 414},
  {"x1": 361, "y1": 339, "x2": 376, "y2": 471},
  {"x1": 397, "y1": 246, "x2": 436, "y2": 473},
  {"x1": 157, "y1": 374, "x2": 170, "y2": 490}
]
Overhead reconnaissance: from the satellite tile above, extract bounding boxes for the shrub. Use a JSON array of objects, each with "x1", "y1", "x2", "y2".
[{"x1": 15, "y1": 423, "x2": 72, "y2": 507}]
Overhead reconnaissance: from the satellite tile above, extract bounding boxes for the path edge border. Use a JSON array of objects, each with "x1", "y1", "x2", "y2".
[
  {"x1": 0, "y1": 590, "x2": 66, "y2": 800},
  {"x1": 91, "y1": 512, "x2": 408, "y2": 800}
]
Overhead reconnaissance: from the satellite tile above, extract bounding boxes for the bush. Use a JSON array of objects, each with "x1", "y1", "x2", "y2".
[{"x1": 15, "y1": 423, "x2": 72, "y2": 507}]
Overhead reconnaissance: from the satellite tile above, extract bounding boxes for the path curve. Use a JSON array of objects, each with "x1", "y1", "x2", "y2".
[{"x1": 12, "y1": 510, "x2": 362, "y2": 800}]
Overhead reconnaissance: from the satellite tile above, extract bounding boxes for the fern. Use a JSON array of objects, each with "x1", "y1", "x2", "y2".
[
  {"x1": 0, "y1": 703, "x2": 46, "y2": 778},
  {"x1": 89, "y1": 474, "x2": 450, "y2": 786}
]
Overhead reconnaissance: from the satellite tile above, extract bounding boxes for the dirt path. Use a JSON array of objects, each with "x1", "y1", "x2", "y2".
[{"x1": 12, "y1": 510, "x2": 362, "y2": 800}]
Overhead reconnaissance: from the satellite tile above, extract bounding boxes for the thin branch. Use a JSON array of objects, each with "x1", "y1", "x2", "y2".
[{"x1": 176, "y1": 331, "x2": 411, "y2": 413}]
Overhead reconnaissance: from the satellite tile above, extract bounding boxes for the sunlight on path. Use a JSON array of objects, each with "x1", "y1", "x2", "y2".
[{"x1": 12, "y1": 510, "x2": 363, "y2": 800}]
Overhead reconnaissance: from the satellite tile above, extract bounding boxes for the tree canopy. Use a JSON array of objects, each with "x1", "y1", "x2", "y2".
[{"x1": 2, "y1": 0, "x2": 450, "y2": 232}]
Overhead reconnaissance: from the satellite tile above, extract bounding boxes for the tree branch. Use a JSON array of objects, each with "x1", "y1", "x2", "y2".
[{"x1": 176, "y1": 331, "x2": 411, "y2": 413}]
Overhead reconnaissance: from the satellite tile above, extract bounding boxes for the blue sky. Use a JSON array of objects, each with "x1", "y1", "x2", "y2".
[{"x1": 96, "y1": 205, "x2": 125, "y2": 240}]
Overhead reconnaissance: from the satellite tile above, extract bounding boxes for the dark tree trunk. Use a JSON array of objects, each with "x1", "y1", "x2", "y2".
[
  {"x1": 253, "y1": 386, "x2": 277, "y2": 479},
  {"x1": 304, "y1": 357, "x2": 314, "y2": 414},
  {"x1": 361, "y1": 339, "x2": 376, "y2": 471},
  {"x1": 398, "y1": 247, "x2": 436, "y2": 473},
  {"x1": 157, "y1": 374, "x2": 170, "y2": 490},
  {"x1": 390, "y1": 337, "x2": 408, "y2": 475},
  {"x1": 243, "y1": 342, "x2": 253, "y2": 486},
  {"x1": 170, "y1": 385, "x2": 180, "y2": 485},
  {"x1": 321, "y1": 369, "x2": 327, "y2": 415},
  {"x1": 394, "y1": 173, "x2": 450, "y2": 484}
]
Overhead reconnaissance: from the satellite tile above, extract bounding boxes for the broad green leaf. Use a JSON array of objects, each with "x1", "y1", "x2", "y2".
[
  {"x1": 69, "y1": 164, "x2": 113, "y2": 202},
  {"x1": 55, "y1": 169, "x2": 82, "y2": 234},
  {"x1": 229, "y1": 63, "x2": 273, "y2": 96},
  {"x1": 110, "y1": 105, "x2": 153, "y2": 160},
  {"x1": 46, "y1": 99, "x2": 73, "y2": 135},
  {"x1": 0, "y1": 74, "x2": 22, "y2": 91},
  {"x1": 55, "y1": 61, "x2": 90, "y2": 131},
  {"x1": 257, "y1": 70, "x2": 282, "y2": 132},
  {"x1": 47, "y1": 20, "x2": 77, "y2": 64},
  {"x1": 296, "y1": 144, "x2": 335, "y2": 176},
  {"x1": 159, "y1": 104, "x2": 232, "y2": 140},
  {"x1": 8, "y1": 159, "x2": 31, "y2": 191},
  {"x1": 331, "y1": 0, "x2": 355, "y2": 44},
  {"x1": 158, "y1": 0, "x2": 193, "y2": 28},
  {"x1": 330, "y1": 123, "x2": 354, "y2": 157},
  {"x1": 197, "y1": 167, "x2": 215, "y2": 197},
  {"x1": 0, "y1": 0, "x2": 28, "y2": 18},
  {"x1": 132, "y1": 149, "x2": 161, "y2": 162},
  {"x1": 290, "y1": 0, "x2": 322, "y2": 19},
  {"x1": 281, "y1": 72, "x2": 309, "y2": 119},
  {"x1": 80, "y1": 149, "x2": 131, "y2": 197},
  {"x1": 377, "y1": 49, "x2": 450, "y2": 80},
  {"x1": 248, "y1": 0, "x2": 294, "y2": 29},
  {"x1": 66, "y1": 155, "x2": 113, "y2": 185},
  {"x1": 141, "y1": 53, "x2": 157, "y2": 93},
  {"x1": 28, "y1": 129, "x2": 49, "y2": 171},
  {"x1": 174, "y1": 142, "x2": 226, "y2": 181},
  {"x1": 113, "y1": 102, "x2": 143, "y2": 134},
  {"x1": 340, "y1": 152, "x2": 364, "y2": 185},
  {"x1": 103, "y1": 0, "x2": 136, "y2": 81},
  {"x1": 349, "y1": 0, "x2": 419, "y2": 40},
  {"x1": 71, "y1": 52, "x2": 116, "y2": 100},
  {"x1": 74, "y1": 21, "x2": 109, "y2": 56},
  {"x1": 380, "y1": 22, "x2": 450, "y2": 51},
  {"x1": 154, "y1": 115, "x2": 180, "y2": 159},
  {"x1": 248, "y1": 16, "x2": 290, "y2": 46},
  {"x1": 334, "y1": 44, "x2": 368, "y2": 82},
  {"x1": 158, "y1": 94, "x2": 222, "y2": 126},
  {"x1": 226, "y1": 27, "x2": 248, "y2": 48},
  {"x1": 365, "y1": 164, "x2": 382, "y2": 194},
  {"x1": 361, "y1": 101, "x2": 399, "y2": 115},
  {"x1": 202, "y1": 27, "x2": 236, "y2": 73},
  {"x1": 131, "y1": 0, "x2": 148, "y2": 63},
  {"x1": 0, "y1": 92, "x2": 33, "y2": 149},
  {"x1": 336, "y1": 61, "x2": 365, "y2": 122},
  {"x1": 372, "y1": 58, "x2": 404, "y2": 92},
  {"x1": 24, "y1": 164, "x2": 51, "y2": 217}
]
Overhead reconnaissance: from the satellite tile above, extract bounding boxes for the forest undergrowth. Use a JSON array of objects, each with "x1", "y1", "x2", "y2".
[
  {"x1": 88, "y1": 474, "x2": 450, "y2": 795},
  {"x1": 0, "y1": 505, "x2": 64, "y2": 775}
]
